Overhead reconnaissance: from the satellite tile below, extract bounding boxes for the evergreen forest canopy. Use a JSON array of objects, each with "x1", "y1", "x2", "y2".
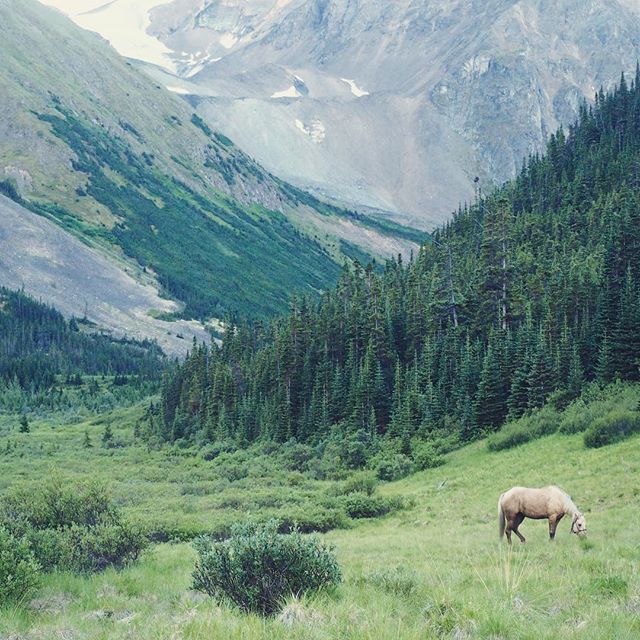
[
  {"x1": 152, "y1": 73, "x2": 640, "y2": 454},
  {"x1": 0, "y1": 287, "x2": 163, "y2": 393}
]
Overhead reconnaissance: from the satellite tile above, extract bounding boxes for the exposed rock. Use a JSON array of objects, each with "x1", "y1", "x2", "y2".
[{"x1": 48, "y1": 0, "x2": 640, "y2": 227}]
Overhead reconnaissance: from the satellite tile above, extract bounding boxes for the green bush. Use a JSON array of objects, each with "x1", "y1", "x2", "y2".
[
  {"x1": 487, "y1": 406, "x2": 558, "y2": 451},
  {"x1": 0, "y1": 527, "x2": 41, "y2": 603},
  {"x1": 274, "y1": 504, "x2": 350, "y2": 533},
  {"x1": 374, "y1": 454, "x2": 414, "y2": 481},
  {"x1": 340, "y1": 493, "x2": 405, "y2": 519},
  {"x1": 560, "y1": 383, "x2": 639, "y2": 434},
  {"x1": 583, "y1": 411, "x2": 640, "y2": 448},
  {"x1": 412, "y1": 443, "x2": 445, "y2": 470},
  {"x1": 331, "y1": 471, "x2": 378, "y2": 497},
  {"x1": 0, "y1": 480, "x2": 147, "y2": 573},
  {"x1": 192, "y1": 521, "x2": 341, "y2": 616}
]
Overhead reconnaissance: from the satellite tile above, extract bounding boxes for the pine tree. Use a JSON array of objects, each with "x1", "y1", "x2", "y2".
[{"x1": 19, "y1": 414, "x2": 29, "y2": 433}]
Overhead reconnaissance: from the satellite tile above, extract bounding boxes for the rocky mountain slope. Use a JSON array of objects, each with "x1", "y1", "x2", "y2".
[
  {"x1": 0, "y1": 195, "x2": 207, "y2": 356},
  {"x1": 42, "y1": 0, "x2": 640, "y2": 227},
  {"x1": 0, "y1": 0, "x2": 419, "y2": 345}
]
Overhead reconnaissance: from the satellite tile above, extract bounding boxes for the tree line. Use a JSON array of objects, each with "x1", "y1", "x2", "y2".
[{"x1": 0, "y1": 287, "x2": 163, "y2": 392}]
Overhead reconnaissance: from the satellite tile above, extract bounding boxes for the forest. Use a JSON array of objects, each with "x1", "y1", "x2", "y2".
[
  {"x1": 0, "y1": 287, "x2": 163, "y2": 411},
  {"x1": 150, "y1": 72, "x2": 640, "y2": 456}
]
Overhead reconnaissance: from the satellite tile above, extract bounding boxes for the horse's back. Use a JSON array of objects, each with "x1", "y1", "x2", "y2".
[{"x1": 500, "y1": 485, "x2": 565, "y2": 518}]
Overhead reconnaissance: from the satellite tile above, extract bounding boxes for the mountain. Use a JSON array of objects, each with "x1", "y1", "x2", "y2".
[
  {"x1": 0, "y1": 194, "x2": 208, "y2": 355},
  {"x1": 153, "y1": 74, "x2": 640, "y2": 448},
  {"x1": 42, "y1": 0, "x2": 640, "y2": 228},
  {"x1": 0, "y1": 0, "x2": 420, "y2": 343}
]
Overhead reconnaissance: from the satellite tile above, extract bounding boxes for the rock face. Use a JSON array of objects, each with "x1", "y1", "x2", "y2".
[{"x1": 41, "y1": 0, "x2": 640, "y2": 228}]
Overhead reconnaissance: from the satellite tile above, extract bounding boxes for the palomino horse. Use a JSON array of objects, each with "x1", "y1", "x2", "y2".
[{"x1": 498, "y1": 486, "x2": 587, "y2": 544}]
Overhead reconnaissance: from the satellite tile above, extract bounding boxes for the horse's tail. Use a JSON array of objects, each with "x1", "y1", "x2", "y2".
[{"x1": 498, "y1": 494, "x2": 506, "y2": 539}]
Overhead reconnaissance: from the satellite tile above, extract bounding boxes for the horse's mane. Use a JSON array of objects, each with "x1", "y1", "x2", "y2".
[{"x1": 557, "y1": 487, "x2": 579, "y2": 517}]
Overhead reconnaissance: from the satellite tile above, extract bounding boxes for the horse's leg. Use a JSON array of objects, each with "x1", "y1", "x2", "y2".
[
  {"x1": 512, "y1": 514, "x2": 526, "y2": 543},
  {"x1": 548, "y1": 514, "x2": 563, "y2": 541},
  {"x1": 505, "y1": 525, "x2": 513, "y2": 545}
]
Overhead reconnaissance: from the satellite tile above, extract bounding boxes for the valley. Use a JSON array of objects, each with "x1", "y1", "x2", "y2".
[{"x1": 0, "y1": 3, "x2": 639, "y2": 639}]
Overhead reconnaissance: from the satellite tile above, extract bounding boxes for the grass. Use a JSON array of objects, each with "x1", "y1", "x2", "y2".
[{"x1": 1, "y1": 390, "x2": 640, "y2": 638}]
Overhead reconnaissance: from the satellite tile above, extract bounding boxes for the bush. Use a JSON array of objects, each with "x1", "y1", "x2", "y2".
[
  {"x1": 583, "y1": 411, "x2": 640, "y2": 448},
  {"x1": 487, "y1": 406, "x2": 558, "y2": 452},
  {"x1": 330, "y1": 471, "x2": 378, "y2": 497},
  {"x1": 374, "y1": 454, "x2": 414, "y2": 481},
  {"x1": 560, "y1": 383, "x2": 639, "y2": 434},
  {"x1": 192, "y1": 521, "x2": 341, "y2": 616},
  {"x1": 341, "y1": 492, "x2": 406, "y2": 519},
  {"x1": 0, "y1": 527, "x2": 41, "y2": 603},
  {"x1": 274, "y1": 504, "x2": 350, "y2": 533},
  {"x1": 0, "y1": 480, "x2": 147, "y2": 573},
  {"x1": 412, "y1": 443, "x2": 445, "y2": 470}
]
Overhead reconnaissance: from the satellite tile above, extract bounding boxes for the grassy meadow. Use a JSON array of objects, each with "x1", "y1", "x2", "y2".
[{"x1": 0, "y1": 394, "x2": 639, "y2": 639}]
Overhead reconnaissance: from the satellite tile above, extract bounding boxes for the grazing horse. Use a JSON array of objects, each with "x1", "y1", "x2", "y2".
[{"x1": 498, "y1": 486, "x2": 587, "y2": 544}]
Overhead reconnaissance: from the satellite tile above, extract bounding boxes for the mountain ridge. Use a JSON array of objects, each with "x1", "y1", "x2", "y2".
[{"x1": 43, "y1": 0, "x2": 640, "y2": 227}]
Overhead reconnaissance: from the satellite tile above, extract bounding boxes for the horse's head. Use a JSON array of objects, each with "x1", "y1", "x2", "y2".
[{"x1": 571, "y1": 512, "x2": 587, "y2": 537}]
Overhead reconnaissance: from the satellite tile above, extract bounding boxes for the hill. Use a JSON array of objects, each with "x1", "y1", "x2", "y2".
[
  {"x1": 151, "y1": 73, "x2": 640, "y2": 451},
  {"x1": 0, "y1": 388, "x2": 638, "y2": 638},
  {"x1": 0, "y1": 0, "x2": 420, "y2": 331},
  {"x1": 43, "y1": 0, "x2": 640, "y2": 226}
]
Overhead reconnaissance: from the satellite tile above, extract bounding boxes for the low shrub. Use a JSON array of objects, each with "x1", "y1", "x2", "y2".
[
  {"x1": 412, "y1": 443, "x2": 445, "y2": 470},
  {"x1": 0, "y1": 527, "x2": 41, "y2": 603},
  {"x1": 0, "y1": 480, "x2": 147, "y2": 573},
  {"x1": 374, "y1": 454, "x2": 414, "y2": 482},
  {"x1": 192, "y1": 521, "x2": 341, "y2": 616},
  {"x1": 341, "y1": 492, "x2": 407, "y2": 519},
  {"x1": 560, "y1": 383, "x2": 639, "y2": 434},
  {"x1": 274, "y1": 504, "x2": 350, "y2": 533},
  {"x1": 330, "y1": 471, "x2": 378, "y2": 497},
  {"x1": 583, "y1": 411, "x2": 640, "y2": 448},
  {"x1": 487, "y1": 406, "x2": 558, "y2": 452}
]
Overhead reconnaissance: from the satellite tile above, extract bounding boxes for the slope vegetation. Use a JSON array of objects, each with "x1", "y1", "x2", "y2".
[
  {"x1": 0, "y1": 0, "x2": 419, "y2": 324},
  {"x1": 0, "y1": 394, "x2": 638, "y2": 639}
]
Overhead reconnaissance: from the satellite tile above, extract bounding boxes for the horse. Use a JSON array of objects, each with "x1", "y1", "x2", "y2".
[{"x1": 498, "y1": 486, "x2": 587, "y2": 544}]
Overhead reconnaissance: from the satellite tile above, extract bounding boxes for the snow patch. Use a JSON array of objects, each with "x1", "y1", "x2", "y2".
[
  {"x1": 39, "y1": 0, "x2": 177, "y2": 72},
  {"x1": 295, "y1": 119, "x2": 325, "y2": 143},
  {"x1": 272, "y1": 86, "x2": 301, "y2": 99},
  {"x1": 166, "y1": 85, "x2": 191, "y2": 95},
  {"x1": 462, "y1": 55, "x2": 491, "y2": 79},
  {"x1": 219, "y1": 33, "x2": 238, "y2": 49},
  {"x1": 341, "y1": 78, "x2": 369, "y2": 97}
]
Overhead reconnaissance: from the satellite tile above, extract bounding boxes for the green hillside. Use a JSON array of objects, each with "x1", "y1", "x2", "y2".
[
  {"x1": 0, "y1": 387, "x2": 638, "y2": 639},
  {"x1": 0, "y1": 0, "x2": 420, "y2": 321},
  {"x1": 154, "y1": 73, "x2": 640, "y2": 450}
]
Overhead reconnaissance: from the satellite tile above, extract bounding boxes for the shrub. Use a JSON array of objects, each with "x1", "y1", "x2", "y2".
[
  {"x1": 0, "y1": 527, "x2": 41, "y2": 603},
  {"x1": 0, "y1": 480, "x2": 147, "y2": 573},
  {"x1": 487, "y1": 406, "x2": 558, "y2": 452},
  {"x1": 583, "y1": 411, "x2": 640, "y2": 448},
  {"x1": 330, "y1": 471, "x2": 378, "y2": 497},
  {"x1": 340, "y1": 492, "x2": 407, "y2": 519},
  {"x1": 274, "y1": 504, "x2": 350, "y2": 533},
  {"x1": 374, "y1": 454, "x2": 414, "y2": 481},
  {"x1": 560, "y1": 383, "x2": 639, "y2": 434},
  {"x1": 412, "y1": 443, "x2": 445, "y2": 470},
  {"x1": 192, "y1": 521, "x2": 341, "y2": 616}
]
